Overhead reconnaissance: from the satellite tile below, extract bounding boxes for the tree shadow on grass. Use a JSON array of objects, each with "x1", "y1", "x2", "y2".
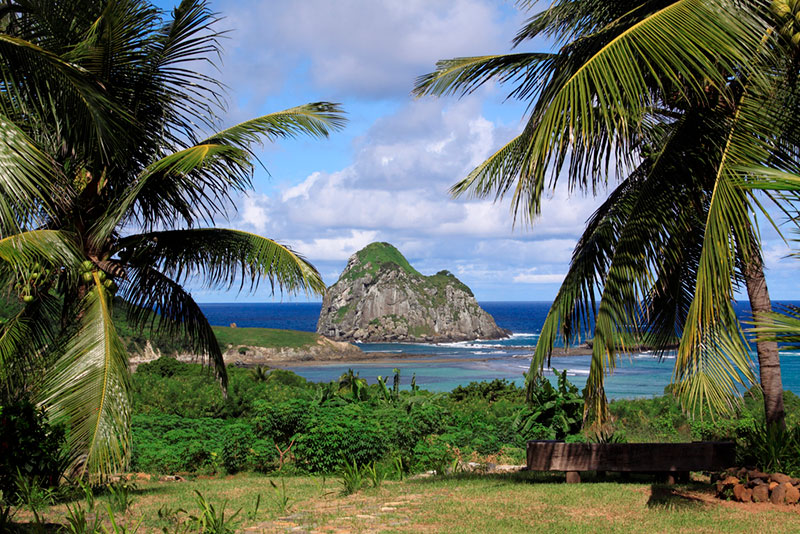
[
  {"x1": 5, "y1": 521, "x2": 64, "y2": 533},
  {"x1": 646, "y1": 483, "x2": 707, "y2": 510},
  {"x1": 127, "y1": 483, "x2": 173, "y2": 497},
  {"x1": 406, "y1": 470, "x2": 566, "y2": 487}
]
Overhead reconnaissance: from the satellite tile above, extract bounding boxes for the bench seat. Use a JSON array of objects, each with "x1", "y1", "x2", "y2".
[{"x1": 526, "y1": 440, "x2": 735, "y2": 483}]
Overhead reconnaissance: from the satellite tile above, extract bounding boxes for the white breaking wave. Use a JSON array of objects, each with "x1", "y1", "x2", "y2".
[{"x1": 565, "y1": 369, "x2": 591, "y2": 376}]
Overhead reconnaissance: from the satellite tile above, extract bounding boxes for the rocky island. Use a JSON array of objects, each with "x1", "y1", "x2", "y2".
[{"x1": 317, "y1": 242, "x2": 509, "y2": 343}]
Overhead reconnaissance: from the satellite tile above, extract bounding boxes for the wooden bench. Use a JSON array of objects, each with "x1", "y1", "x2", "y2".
[{"x1": 526, "y1": 440, "x2": 735, "y2": 483}]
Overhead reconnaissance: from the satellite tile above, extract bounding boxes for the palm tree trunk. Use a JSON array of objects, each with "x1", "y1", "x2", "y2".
[{"x1": 742, "y1": 253, "x2": 785, "y2": 429}]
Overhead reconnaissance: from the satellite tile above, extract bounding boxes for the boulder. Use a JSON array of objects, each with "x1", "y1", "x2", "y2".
[
  {"x1": 770, "y1": 472, "x2": 792, "y2": 484},
  {"x1": 747, "y1": 469, "x2": 769, "y2": 480},
  {"x1": 771, "y1": 483, "x2": 787, "y2": 505},
  {"x1": 752, "y1": 484, "x2": 770, "y2": 503},
  {"x1": 732, "y1": 484, "x2": 749, "y2": 502},
  {"x1": 784, "y1": 483, "x2": 800, "y2": 504}
]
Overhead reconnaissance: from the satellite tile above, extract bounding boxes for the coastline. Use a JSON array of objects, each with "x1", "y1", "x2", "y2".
[{"x1": 234, "y1": 344, "x2": 594, "y2": 369}]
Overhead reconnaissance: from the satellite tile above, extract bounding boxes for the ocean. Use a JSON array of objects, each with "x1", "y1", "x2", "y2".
[{"x1": 199, "y1": 301, "x2": 800, "y2": 399}]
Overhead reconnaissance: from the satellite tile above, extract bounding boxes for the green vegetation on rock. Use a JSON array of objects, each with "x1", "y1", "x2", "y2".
[{"x1": 342, "y1": 242, "x2": 421, "y2": 282}]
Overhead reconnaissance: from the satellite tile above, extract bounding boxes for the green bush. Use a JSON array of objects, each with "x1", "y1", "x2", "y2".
[
  {"x1": 412, "y1": 435, "x2": 454, "y2": 474},
  {"x1": 450, "y1": 379, "x2": 523, "y2": 403},
  {"x1": 294, "y1": 412, "x2": 387, "y2": 473},
  {"x1": 252, "y1": 399, "x2": 312, "y2": 445},
  {"x1": 0, "y1": 398, "x2": 66, "y2": 497},
  {"x1": 249, "y1": 438, "x2": 278, "y2": 473},
  {"x1": 131, "y1": 414, "x2": 226, "y2": 473},
  {"x1": 221, "y1": 423, "x2": 255, "y2": 474},
  {"x1": 517, "y1": 370, "x2": 583, "y2": 440},
  {"x1": 135, "y1": 356, "x2": 191, "y2": 378},
  {"x1": 609, "y1": 394, "x2": 690, "y2": 442}
]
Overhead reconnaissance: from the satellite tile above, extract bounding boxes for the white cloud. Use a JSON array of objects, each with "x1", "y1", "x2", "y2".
[
  {"x1": 240, "y1": 193, "x2": 270, "y2": 232},
  {"x1": 219, "y1": 0, "x2": 519, "y2": 100},
  {"x1": 513, "y1": 272, "x2": 566, "y2": 284},
  {"x1": 293, "y1": 230, "x2": 380, "y2": 261},
  {"x1": 229, "y1": 95, "x2": 606, "y2": 300},
  {"x1": 282, "y1": 172, "x2": 321, "y2": 202}
]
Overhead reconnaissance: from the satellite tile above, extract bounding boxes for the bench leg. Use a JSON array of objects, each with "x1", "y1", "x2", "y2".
[
  {"x1": 566, "y1": 471, "x2": 581, "y2": 484},
  {"x1": 663, "y1": 472, "x2": 689, "y2": 484}
]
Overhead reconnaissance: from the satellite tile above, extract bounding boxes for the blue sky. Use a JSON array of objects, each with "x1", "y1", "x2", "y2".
[{"x1": 154, "y1": 0, "x2": 800, "y2": 303}]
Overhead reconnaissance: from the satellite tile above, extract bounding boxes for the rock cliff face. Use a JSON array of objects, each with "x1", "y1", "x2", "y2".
[
  {"x1": 128, "y1": 336, "x2": 363, "y2": 370},
  {"x1": 317, "y1": 242, "x2": 509, "y2": 342}
]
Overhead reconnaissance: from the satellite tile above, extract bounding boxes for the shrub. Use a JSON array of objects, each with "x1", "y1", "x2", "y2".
[
  {"x1": 450, "y1": 379, "x2": 523, "y2": 403},
  {"x1": 221, "y1": 423, "x2": 255, "y2": 474},
  {"x1": 252, "y1": 399, "x2": 312, "y2": 445},
  {"x1": 294, "y1": 413, "x2": 387, "y2": 473},
  {"x1": 135, "y1": 356, "x2": 190, "y2": 378},
  {"x1": 249, "y1": 438, "x2": 278, "y2": 473},
  {"x1": 131, "y1": 414, "x2": 227, "y2": 473},
  {"x1": 266, "y1": 369, "x2": 309, "y2": 388},
  {"x1": 0, "y1": 398, "x2": 66, "y2": 497},
  {"x1": 412, "y1": 435, "x2": 454, "y2": 474},
  {"x1": 518, "y1": 369, "x2": 583, "y2": 440},
  {"x1": 408, "y1": 403, "x2": 449, "y2": 437}
]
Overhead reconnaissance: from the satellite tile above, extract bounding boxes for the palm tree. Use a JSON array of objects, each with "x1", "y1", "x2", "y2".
[
  {"x1": 0, "y1": 0, "x2": 345, "y2": 476},
  {"x1": 414, "y1": 0, "x2": 800, "y2": 426}
]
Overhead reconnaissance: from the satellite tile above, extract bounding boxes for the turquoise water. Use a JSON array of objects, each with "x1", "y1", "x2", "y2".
[{"x1": 199, "y1": 301, "x2": 800, "y2": 399}]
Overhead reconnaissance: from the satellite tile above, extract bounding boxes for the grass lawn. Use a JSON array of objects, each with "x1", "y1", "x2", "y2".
[
  {"x1": 12, "y1": 471, "x2": 800, "y2": 533},
  {"x1": 212, "y1": 326, "x2": 321, "y2": 350}
]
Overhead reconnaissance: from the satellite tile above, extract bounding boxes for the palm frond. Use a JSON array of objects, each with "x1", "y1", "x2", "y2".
[
  {"x1": 203, "y1": 102, "x2": 347, "y2": 148},
  {"x1": 528, "y1": 172, "x2": 641, "y2": 384},
  {"x1": 116, "y1": 264, "x2": 227, "y2": 389},
  {"x1": 0, "y1": 33, "x2": 128, "y2": 157},
  {"x1": 0, "y1": 230, "x2": 79, "y2": 273},
  {"x1": 413, "y1": 53, "x2": 556, "y2": 100},
  {"x1": 0, "y1": 113, "x2": 55, "y2": 232},
  {"x1": 428, "y1": 1, "x2": 768, "y2": 223},
  {"x1": 115, "y1": 228, "x2": 325, "y2": 296},
  {"x1": 0, "y1": 291, "x2": 61, "y2": 399},
  {"x1": 89, "y1": 142, "x2": 248, "y2": 242},
  {"x1": 38, "y1": 272, "x2": 130, "y2": 477},
  {"x1": 673, "y1": 138, "x2": 758, "y2": 417},
  {"x1": 749, "y1": 305, "x2": 800, "y2": 349}
]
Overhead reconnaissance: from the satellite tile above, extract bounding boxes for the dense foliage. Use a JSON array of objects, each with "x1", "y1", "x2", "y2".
[
  {"x1": 415, "y1": 0, "x2": 800, "y2": 429},
  {"x1": 129, "y1": 358, "x2": 800, "y2": 477},
  {"x1": 0, "y1": 0, "x2": 344, "y2": 477},
  {"x1": 0, "y1": 398, "x2": 67, "y2": 497}
]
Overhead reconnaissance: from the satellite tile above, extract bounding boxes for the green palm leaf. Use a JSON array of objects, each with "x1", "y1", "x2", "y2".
[
  {"x1": 0, "y1": 33, "x2": 128, "y2": 156},
  {"x1": 91, "y1": 102, "x2": 346, "y2": 242},
  {"x1": 0, "y1": 230, "x2": 79, "y2": 272},
  {"x1": 38, "y1": 272, "x2": 130, "y2": 477},
  {"x1": 203, "y1": 102, "x2": 347, "y2": 147},
  {"x1": 117, "y1": 264, "x2": 227, "y2": 388},
  {"x1": 413, "y1": 53, "x2": 556, "y2": 100},
  {"x1": 750, "y1": 305, "x2": 800, "y2": 348},
  {"x1": 115, "y1": 228, "x2": 325, "y2": 295},
  {"x1": 0, "y1": 114, "x2": 55, "y2": 232},
  {"x1": 418, "y1": 0, "x2": 768, "y2": 221}
]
